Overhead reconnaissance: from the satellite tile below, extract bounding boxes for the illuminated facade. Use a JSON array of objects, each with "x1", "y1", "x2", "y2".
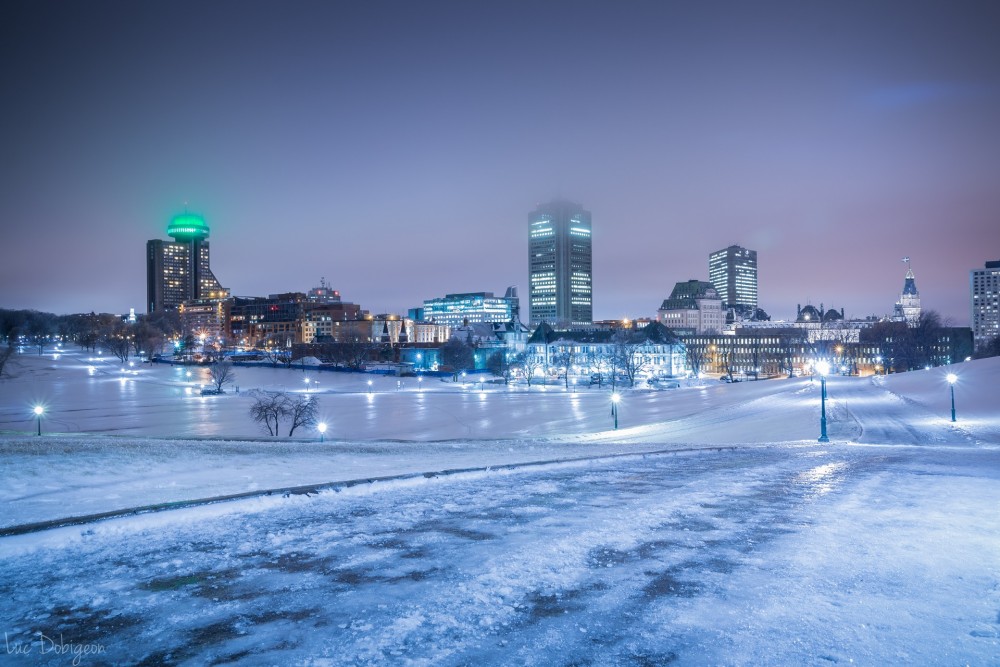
[
  {"x1": 971, "y1": 260, "x2": 1000, "y2": 350},
  {"x1": 709, "y1": 245, "x2": 757, "y2": 313},
  {"x1": 147, "y1": 213, "x2": 228, "y2": 313},
  {"x1": 528, "y1": 200, "x2": 592, "y2": 326},
  {"x1": 892, "y1": 259, "x2": 921, "y2": 326},
  {"x1": 423, "y1": 288, "x2": 519, "y2": 329},
  {"x1": 657, "y1": 280, "x2": 724, "y2": 334}
]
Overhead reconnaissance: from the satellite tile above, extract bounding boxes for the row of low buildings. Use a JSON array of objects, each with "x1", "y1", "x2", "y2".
[{"x1": 145, "y1": 210, "x2": 989, "y2": 378}]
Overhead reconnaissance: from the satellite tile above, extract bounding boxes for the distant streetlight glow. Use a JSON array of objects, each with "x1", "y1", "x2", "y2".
[
  {"x1": 947, "y1": 373, "x2": 958, "y2": 422},
  {"x1": 318, "y1": 422, "x2": 327, "y2": 442},
  {"x1": 611, "y1": 392, "x2": 621, "y2": 430},
  {"x1": 367, "y1": 379, "x2": 373, "y2": 395},
  {"x1": 33, "y1": 405, "x2": 44, "y2": 436},
  {"x1": 815, "y1": 360, "x2": 830, "y2": 442}
]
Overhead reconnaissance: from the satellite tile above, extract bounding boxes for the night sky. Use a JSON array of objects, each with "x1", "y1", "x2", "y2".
[{"x1": 2, "y1": 1, "x2": 998, "y2": 325}]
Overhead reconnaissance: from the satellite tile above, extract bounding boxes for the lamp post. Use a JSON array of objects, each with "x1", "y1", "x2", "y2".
[
  {"x1": 611, "y1": 392, "x2": 620, "y2": 430},
  {"x1": 815, "y1": 360, "x2": 830, "y2": 442},
  {"x1": 947, "y1": 373, "x2": 957, "y2": 422},
  {"x1": 317, "y1": 422, "x2": 327, "y2": 442},
  {"x1": 33, "y1": 405, "x2": 44, "y2": 436},
  {"x1": 367, "y1": 379, "x2": 373, "y2": 395}
]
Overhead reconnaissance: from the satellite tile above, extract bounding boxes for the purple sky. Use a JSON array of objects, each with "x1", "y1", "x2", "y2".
[{"x1": 2, "y1": 1, "x2": 998, "y2": 326}]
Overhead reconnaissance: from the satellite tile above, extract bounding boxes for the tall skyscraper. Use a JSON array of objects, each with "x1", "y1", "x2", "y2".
[
  {"x1": 971, "y1": 260, "x2": 1000, "y2": 350},
  {"x1": 528, "y1": 200, "x2": 592, "y2": 327},
  {"x1": 146, "y1": 212, "x2": 227, "y2": 313},
  {"x1": 709, "y1": 245, "x2": 758, "y2": 313}
]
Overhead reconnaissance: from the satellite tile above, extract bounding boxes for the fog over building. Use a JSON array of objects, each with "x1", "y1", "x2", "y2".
[{"x1": 528, "y1": 200, "x2": 592, "y2": 327}]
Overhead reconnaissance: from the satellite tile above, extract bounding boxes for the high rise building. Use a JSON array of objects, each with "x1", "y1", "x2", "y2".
[
  {"x1": 971, "y1": 260, "x2": 1000, "y2": 350},
  {"x1": 146, "y1": 212, "x2": 227, "y2": 313},
  {"x1": 528, "y1": 200, "x2": 592, "y2": 326},
  {"x1": 709, "y1": 245, "x2": 757, "y2": 313}
]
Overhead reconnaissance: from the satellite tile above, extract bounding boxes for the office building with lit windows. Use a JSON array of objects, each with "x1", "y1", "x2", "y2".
[
  {"x1": 709, "y1": 245, "x2": 757, "y2": 314},
  {"x1": 528, "y1": 200, "x2": 592, "y2": 326},
  {"x1": 971, "y1": 260, "x2": 1000, "y2": 350},
  {"x1": 146, "y1": 213, "x2": 228, "y2": 313},
  {"x1": 423, "y1": 288, "x2": 520, "y2": 329}
]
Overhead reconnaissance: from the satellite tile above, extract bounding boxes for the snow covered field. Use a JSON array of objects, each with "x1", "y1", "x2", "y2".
[{"x1": 1, "y1": 350, "x2": 998, "y2": 665}]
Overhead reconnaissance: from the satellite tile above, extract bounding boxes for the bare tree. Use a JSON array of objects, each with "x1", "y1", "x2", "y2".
[
  {"x1": 587, "y1": 350, "x2": 610, "y2": 387},
  {"x1": 612, "y1": 330, "x2": 647, "y2": 388},
  {"x1": 441, "y1": 337, "x2": 474, "y2": 380},
  {"x1": 341, "y1": 339, "x2": 377, "y2": 370},
  {"x1": 208, "y1": 360, "x2": 236, "y2": 393},
  {"x1": 132, "y1": 319, "x2": 165, "y2": 360},
  {"x1": 101, "y1": 323, "x2": 132, "y2": 363},
  {"x1": 552, "y1": 348, "x2": 577, "y2": 390},
  {"x1": 26, "y1": 312, "x2": 55, "y2": 355},
  {"x1": 974, "y1": 334, "x2": 1000, "y2": 359},
  {"x1": 247, "y1": 389, "x2": 319, "y2": 437},
  {"x1": 723, "y1": 337, "x2": 737, "y2": 381},
  {"x1": 258, "y1": 336, "x2": 293, "y2": 367},
  {"x1": 513, "y1": 351, "x2": 544, "y2": 387},
  {"x1": 285, "y1": 393, "x2": 319, "y2": 437},
  {"x1": 0, "y1": 345, "x2": 15, "y2": 379},
  {"x1": 486, "y1": 350, "x2": 514, "y2": 385},
  {"x1": 685, "y1": 343, "x2": 708, "y2": 379},
  {"x1": 248, "y1": 390, "x2": 286, "y2": 436}
]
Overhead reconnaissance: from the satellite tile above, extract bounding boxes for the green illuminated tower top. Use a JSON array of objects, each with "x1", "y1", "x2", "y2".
[{"x1": 166, "y1": 212, "x2": 210, "y2": 241}]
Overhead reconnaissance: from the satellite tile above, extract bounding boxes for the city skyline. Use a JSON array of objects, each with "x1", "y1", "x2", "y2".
[{"x1": 2, "y1": 1, "x2": 999, "y2": 325}]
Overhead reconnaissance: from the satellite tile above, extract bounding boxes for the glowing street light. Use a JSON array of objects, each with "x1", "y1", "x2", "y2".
[
  {"x1": 304, "y1": 378, "x2": 311, "y2": 392},
  {"x1": 317, "y1": 422, "x2": 327, "y2": 442},
  {"x1": 611, "y1": 392, "x2": 621, "y2": 430},
  {"x1": 367, "y1": 379, "x2": 373, "y2": 395},
  {"x1": 947, "y1": 373, "x2": 958, "y2": 422},
  {"x1": 33, "y1": 405, "x2": 44, "y2": 436},
  {"x1": 815, "y1": 360, "x2": 831, "y2": 442},
  {"x1": 418, "y1": 376, "x2": 423, "y2": 391}
]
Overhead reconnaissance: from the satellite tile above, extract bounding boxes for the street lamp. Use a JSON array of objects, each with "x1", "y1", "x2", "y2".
[
  {"x1": 611, "y1": 392, "x2": 621, "y2": 430},
  {"x1": 317, "y1": 422, "x2": 327, "y2": 442},
  {"x1": 33, "y1": 405, "x2": 44, "y2": 436},
  {"x1": 418, "y1": 376, "x2": 423, "y2": 391},
  {"x1": 367, "y1": 379, "x2": 373, "y2": 395},
  {"x1": 815, "y1": 360, "x2": 830, "y2": 442},
  {"x1": 947, "y1": 373, "x2": 957, "y2": 422}
]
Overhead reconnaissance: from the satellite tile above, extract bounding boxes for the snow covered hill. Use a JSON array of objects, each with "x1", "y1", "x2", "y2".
[{"x1": 0, "y1": 351, "x2": 997, "y2": 665}]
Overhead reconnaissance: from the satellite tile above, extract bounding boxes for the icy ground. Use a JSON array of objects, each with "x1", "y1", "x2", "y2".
[{"x1": 0, "y1": 351, "x2": 998, "y2": 665}]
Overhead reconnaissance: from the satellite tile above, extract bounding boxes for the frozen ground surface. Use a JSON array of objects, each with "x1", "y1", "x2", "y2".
[{"x1": 0, "y1": 351, "x2": 998, "y2": 665}]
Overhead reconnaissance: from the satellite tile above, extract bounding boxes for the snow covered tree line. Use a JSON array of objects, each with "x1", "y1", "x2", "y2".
[{"x1": 0, "y1": 308, "x2": 182, "y2": 362}]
